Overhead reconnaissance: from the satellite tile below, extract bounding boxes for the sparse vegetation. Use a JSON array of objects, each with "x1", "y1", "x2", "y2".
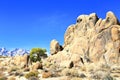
[
  {"x1": 0, "y1": 11, "x2": 120, "y2": 80},
  {"x1": 61, "y1": 68, "x2": 78, "y2": 77},
  {"x1": 24, "y1": 71, "x2": 39, "y2": 79},
  {"x1": 102, "y1": 75, "x2": 114, "y2": 80},
  {"x1": 0, "y1": 77, "x2": 7, "y2": 80},
  {"x1": 0, "y1": 72, "x2": 6, "y2": 80},
  {"x1": 30, "y1": 48, "x2": 47, "y2": 63}
]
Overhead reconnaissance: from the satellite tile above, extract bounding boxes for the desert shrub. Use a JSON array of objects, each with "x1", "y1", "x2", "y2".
[
  {"x1": 30, "y1": 48, "x2": 47, "y2": 63},
  {"x1": 24, "y1": 71, "x2": 39, "y2": 79},
  {"x1": 91, "y1": 71, "x2": 112, "y2": 79},
  {"x1": 0, "y1": 77, "x2": 7, "y2": 80},
  {"x1": 61, "y1": 68, "x2": 78, "y2": 77},
  {"x1": 102, "y1": 75, "x2": 114, "y2": 80},
  {"x1": 0, "y1": 72, "x2": 7, "y2": 80}
]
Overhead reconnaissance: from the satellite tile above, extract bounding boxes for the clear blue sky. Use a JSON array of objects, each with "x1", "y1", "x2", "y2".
[{"x1": 0, "y1": 0, "x2": 120, "y2": 51}]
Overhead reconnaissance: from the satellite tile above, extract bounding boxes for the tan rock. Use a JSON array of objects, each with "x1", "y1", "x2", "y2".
[
  {"x1": 32, "y1": 61, "x2": 42, "y2": 71},
  {"x1": 64, "y1": 24, "x2": 75, "y2": 47},
  {"x1": 50, "y1": 39, "x2": 61, "y2": 55},
  {"x1": 111, "y1": 25, "x2": 120, "y2": 41},
  {"x1": 75, "y1": 15, "x2": 89, "y2": 38},
  {"x1": 48, "y1": 11, "x2": 120, "y2": 69},
  {"x1": 8, "y1": 76, "x2": 16, "y2": 80},
  {"x1": 60, "y1": 60, "x2": 74, "y2": 68},
  {"x1": 13, "y1": 54, "x2": 29, "y2": 68},
  {"x1": 47, "y1": 50, "x2": 70, "y2": 65},
  {"x1": 88, "y1": 13, "x2": 98, "y2": 26},
  {"x1": 24, "y1": 67, "x2": 30, "y2": 72},
  {"x1": 71, "y1": 54, "x2": 83, "y2": 67},
  {"x1": 77, "y1": 15, "x2": 87, "y2": 23},
  {"x1": 95, "y1": 18, "x2": 103, "y2": 27},
  {"x1": 42, "y1": 71, "x2": 52, "y2": 78},
  {"x1": 105, "y1": 11, "x2": 119, "y2": 28}
]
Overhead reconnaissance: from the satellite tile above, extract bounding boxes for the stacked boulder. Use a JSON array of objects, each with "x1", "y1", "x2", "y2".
[
  {"x1": 50, "y1": 39, "x2": 63, "y2": 55},
  {"x1": 49, "y1": 11, "x2": 120, "y2": 68}
]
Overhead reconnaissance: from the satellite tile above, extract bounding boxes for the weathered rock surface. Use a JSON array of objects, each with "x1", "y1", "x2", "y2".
[
  {"x1": 32, "y1": 61, "x2": 43, "y2": 71},
  {"x1": 48, "y1": 11, "x2": 120, "y2": 68},
  {"x1": 1, "y1": 11, "x2": 120, "y2": 80},
  {"x1": 50, "y1": 39, "x2": 62, "y2": 55},
  {"x1": 13, "y1": 54, "x2": 29, "y2": 68}
]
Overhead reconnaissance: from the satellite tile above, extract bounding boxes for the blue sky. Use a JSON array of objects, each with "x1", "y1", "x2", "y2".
[{"x1": 0, "y1": 0, "x2": 120, "y2": 51}]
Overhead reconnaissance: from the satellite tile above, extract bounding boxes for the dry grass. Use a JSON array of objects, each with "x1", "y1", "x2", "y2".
[
  {"x1": 24, "y1": 71, "x2": 39, "y2": 79},
  {"x1": 0, "y1": 73, "x2": 7, "y2": 80},
  {"x1": 0, "y1": 77, "x2": 7, "y2": 80},
  {"x1": 61, "y1": 68, "x2": 81, "y2": 77}
]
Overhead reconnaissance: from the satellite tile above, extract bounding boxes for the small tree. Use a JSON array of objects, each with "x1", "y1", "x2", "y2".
[{"x1": 30, "y1": 48, "x2": 47, "y2": 62}]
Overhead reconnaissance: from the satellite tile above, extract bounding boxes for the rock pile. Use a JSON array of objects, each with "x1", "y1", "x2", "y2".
[
  {"x1": 45, "y1": 11, "x2": 120, "y2": 80},
  {"x1": 49, "y1": 11, "x2": 120, "y2": 69}
]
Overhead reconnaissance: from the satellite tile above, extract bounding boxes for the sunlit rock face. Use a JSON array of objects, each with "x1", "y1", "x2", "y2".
[
  {"x1": 49, "y1": 11, "x2": 120, "y2": 68},
  {"x1": 50, "y1": 39, "x2": 63, "y2": 55}
]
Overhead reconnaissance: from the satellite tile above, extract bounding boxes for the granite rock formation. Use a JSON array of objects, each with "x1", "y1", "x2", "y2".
[{"x1": 49, "y1": 11, "x2": 120, "y2": 68}]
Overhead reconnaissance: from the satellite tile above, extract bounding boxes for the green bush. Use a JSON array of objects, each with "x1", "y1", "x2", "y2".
[
  {"x1": 25, "y1": 71, "x2": 39, "y2": 79},
  {"x1": 30, "y1": 48, "x2": 47, "y2": 62},
  {"x1": 0, "y1": 78, "x2": 5, "y2": 80},
  {"x1": 0, "y1": 77, "x2": 7, "y2": 80}
]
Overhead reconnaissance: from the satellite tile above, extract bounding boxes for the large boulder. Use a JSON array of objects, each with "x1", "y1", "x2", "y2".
[
  {"x1": 104, "y1": 11, "x2": 119, "y2": 28},
  {"x1": 32, "y1": 61, "x2": 42, "y2": 71},
  {"x1": 50, "y1": 39, "x2": 62, "y2": 55},
  {"x1": 48, "y1": 11, "x2": 120, "y2": 68},
  {"x1": 13, "y1": 54, "x2": 29, "y2": 68}
]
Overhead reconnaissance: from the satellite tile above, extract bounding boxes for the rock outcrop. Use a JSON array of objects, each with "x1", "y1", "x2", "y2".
[
  {"x1": 49, "y1": 11, "x2": 120, "y2": 68},
  {"x1": 13, "y1": 54, "x2": 30, "y2": 68},
  {"x1": 1, "y1": 11, "x2": 120, "y2": 80}
]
